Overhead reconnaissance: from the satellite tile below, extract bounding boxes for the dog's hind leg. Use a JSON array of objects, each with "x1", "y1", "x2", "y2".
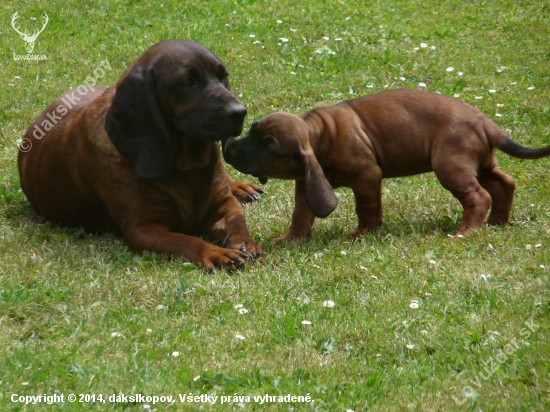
[
  {"x1": 477, "y1": 164, "x2": 516, "y2": 225},
  {"x1": 434, "y1": 162, "x2": 492, "y2": 236}
]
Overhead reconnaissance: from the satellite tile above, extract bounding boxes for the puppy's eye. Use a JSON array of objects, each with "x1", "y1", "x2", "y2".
[{"x1": 265, "y1": 138, "x2": 278, "y2": 153}]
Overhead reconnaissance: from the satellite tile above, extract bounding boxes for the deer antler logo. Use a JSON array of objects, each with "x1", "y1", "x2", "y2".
[{"x1": 11, "y1": 12, "x2": 49, "y2": 54}]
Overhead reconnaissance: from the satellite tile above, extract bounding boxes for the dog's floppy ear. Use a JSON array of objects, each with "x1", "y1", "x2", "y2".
[
  {"x1": 105, "y1": 64, "x2": 175, "y2": 179},
  {"x1": 299, "y1": 143, "x2": 337, "y2": 218}
]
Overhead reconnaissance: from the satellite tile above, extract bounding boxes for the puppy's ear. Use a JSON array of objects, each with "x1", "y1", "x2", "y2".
[
  {"x1": 105, "y1": 64, "x2": 175, "y2": 179},
  {"x1": 299, "y1": 144, "x2": 337, "y2": 218}
]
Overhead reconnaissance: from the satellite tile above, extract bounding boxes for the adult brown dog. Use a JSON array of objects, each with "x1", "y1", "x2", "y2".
[
  {"x1": 18, "y1": 40, "x2": 264, "y2": 270},
  {"x1": 223, "y1": 89, "x2": 550, "y2": 242}
]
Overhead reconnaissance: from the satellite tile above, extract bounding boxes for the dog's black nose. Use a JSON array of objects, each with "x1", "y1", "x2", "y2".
[{"x1": 227, "y1": 104, "x2": 247, "y2": 121}]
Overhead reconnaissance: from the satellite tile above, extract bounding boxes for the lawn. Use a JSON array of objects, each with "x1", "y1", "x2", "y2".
[{"x1": 1, "y1": 0, "x2": 549, "y2": 410}]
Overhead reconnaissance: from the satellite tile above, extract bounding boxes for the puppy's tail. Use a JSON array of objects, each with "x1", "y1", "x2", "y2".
[{"x1": 486, "y1": 121, "x2": 550, "y2": 159}]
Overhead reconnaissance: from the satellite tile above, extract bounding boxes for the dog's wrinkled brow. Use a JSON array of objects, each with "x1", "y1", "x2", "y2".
[{"x1": 216, "y1": 63, "x2": 228, "y2": 77}]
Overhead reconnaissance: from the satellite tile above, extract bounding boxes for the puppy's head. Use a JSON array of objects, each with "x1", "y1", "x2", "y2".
[
  {"x1": 105, "y1": 40, "x2": 246, "y2": 179},
  {"x1": 223, "y1": 112, "x2": 337, "y2": 218}
]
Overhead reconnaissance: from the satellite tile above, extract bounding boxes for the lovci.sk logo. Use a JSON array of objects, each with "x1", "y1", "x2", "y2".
[{"x1": 11, "y1": 11, "x2": 48, "y2": 61}]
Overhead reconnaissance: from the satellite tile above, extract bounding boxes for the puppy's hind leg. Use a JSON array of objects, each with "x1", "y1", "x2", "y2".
[
  {"x1": 477, "y1": 164, "x2": 516, "y2": 225},
  {"x1": 434, "y1": 163, "x2": 492, "y2": 236}
]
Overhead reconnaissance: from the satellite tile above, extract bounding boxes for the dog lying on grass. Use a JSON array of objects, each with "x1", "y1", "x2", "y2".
[
  {"x1": 18, "y1": 40, "x2": 264, "y2": 271},
  {"x1": 223, "y1": 89, "x2": 550, "y2": 242}
]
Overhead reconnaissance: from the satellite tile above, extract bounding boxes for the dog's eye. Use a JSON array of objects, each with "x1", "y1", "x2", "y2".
[
  {"x1": 265, "y1": 138, "x2": 278, "y2": 153},
  {"x1": 179, "y1": 68, "x2": 201, "y2": 87},
  {"x1": 180, "y1": 76, "x2": 196, "y2": 87},
  {"x1": 222, "y1": 76, "x2": 230, "y2": 90}
]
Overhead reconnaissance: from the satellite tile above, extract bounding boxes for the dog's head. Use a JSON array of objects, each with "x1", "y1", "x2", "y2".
[
  {"x1": 105, "y1": 40, "x2": 246, "y2": 179},
  {"x1": 223, "y1": 112, "x2": 337, "y2": 218}
]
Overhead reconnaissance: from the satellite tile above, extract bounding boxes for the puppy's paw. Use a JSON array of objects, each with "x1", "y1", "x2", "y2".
[
  {"x1": 345, "y1": 225, "x2": 378, "y2": 239},
  {"x1": 452, "y1": 227, "x2": 473, "y2": 238},
  {"x1": 345, "y1": 229, "x2": 364, "y2": 240},
  {"x1": 272, "y1": 233, "x2": 307, "y2": 244},
  {"x1": 230, "y1": 180, "x2": 265, "y2": 204}
]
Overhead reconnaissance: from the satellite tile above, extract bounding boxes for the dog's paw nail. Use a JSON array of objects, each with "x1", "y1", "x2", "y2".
[{"x1": 239, "y1": 245, "x2": 247, "y2": 252}]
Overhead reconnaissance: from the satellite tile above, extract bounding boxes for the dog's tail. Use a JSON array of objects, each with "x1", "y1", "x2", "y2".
[{"x1": 486, "y1": 121, "x2": 550, "y2": 159}]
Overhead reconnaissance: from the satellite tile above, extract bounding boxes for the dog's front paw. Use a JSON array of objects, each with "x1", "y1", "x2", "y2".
[
  {"x1": 223, "y1": 235, "x2": 264, "y2": 259},
  {"x1": 200, "y1": 245, "x2": 250, "y2": 272},
  {"x1": 230, "y1": 180, "x2": 265, "y2": 204}
]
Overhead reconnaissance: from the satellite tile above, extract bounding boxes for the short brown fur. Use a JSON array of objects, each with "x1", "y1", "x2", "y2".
[
  {"x1": 18, "y1": 40, "x2": 263, "y2": 270},
  {"x1": 223, "y1": 89, "x2": 550, "y2": 241}
]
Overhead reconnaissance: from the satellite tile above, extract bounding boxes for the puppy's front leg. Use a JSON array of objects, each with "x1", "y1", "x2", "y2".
[
  {"x1": 348, "y1": 168, "x2": 383, "y2": 238},
  {"x1": 273, "y1": 179, "x2": 315, "y2": 243}
]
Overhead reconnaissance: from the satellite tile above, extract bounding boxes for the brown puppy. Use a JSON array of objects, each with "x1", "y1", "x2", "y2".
[
  {"x1": 18, "y1": 40, "x2": 264, "y2": 270},
  {"x1": 223, "y1": 89, "x2": 550, "y2": 241}
]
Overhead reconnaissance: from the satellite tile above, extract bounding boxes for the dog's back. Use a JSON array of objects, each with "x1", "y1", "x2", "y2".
[
  {"x1": 318, "y1": 90, "x2": 495, "y2": 177},
  {"x1": 18, "y1": 86, "x2": 120, "y2": 232}
]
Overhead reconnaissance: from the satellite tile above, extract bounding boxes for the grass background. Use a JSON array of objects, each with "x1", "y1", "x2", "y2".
[{"x1": 1, "y1": 0, "x2": 549, "y2": 410}]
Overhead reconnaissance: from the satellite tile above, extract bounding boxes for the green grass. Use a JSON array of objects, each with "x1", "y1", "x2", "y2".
[{"x1": 1, "y1": 0, "x2": 549, "y2": 410}]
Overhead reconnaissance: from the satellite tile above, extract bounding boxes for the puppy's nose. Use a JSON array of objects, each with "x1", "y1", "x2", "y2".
[
  {"x1": 227, "y1": 104, "x2": 247, "y2": 121},
  {"x1": 222, "y1": 136, "x2": 240, "y2": 164}
]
